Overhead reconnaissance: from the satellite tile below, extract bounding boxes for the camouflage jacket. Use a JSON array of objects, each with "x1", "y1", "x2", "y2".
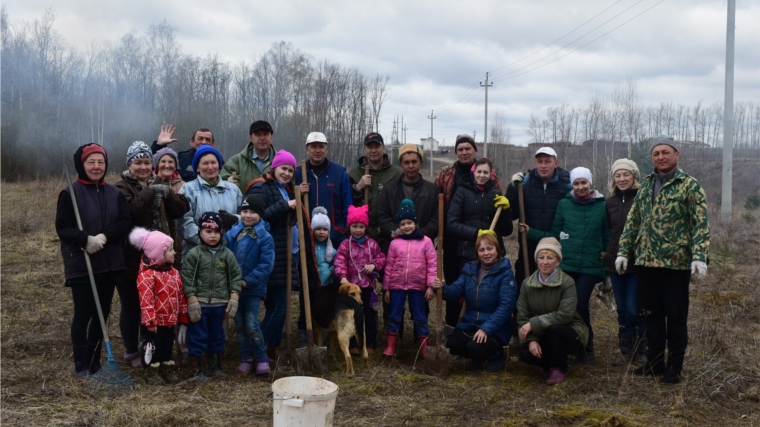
[{"x1": 617, "y1": 169, "x2": 709, "y2": 270}]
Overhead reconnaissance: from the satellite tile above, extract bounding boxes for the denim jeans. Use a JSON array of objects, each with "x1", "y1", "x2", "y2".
[
  {"x1": 235, "y1": 295, "x2": 267, "y2": 361},
  {"x1": 261, "y1": 286, "x2": 287, "y2": 349},
  {"x1": 609, "y1": 271, "x2": 642, "y2": 337}
]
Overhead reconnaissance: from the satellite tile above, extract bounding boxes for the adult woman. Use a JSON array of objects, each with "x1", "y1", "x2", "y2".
[
  {"x1": 116, "y1": 141, "x2": 189, "y2": 367},
  {"x1": 178, "y1": 145, "x2": 243, "y2": 258},
  {"x1": 517, "y1": 238, "x2": 589, "y2": 385},
  {"x1": 520, "y1": 167, "x2": 608, "y2": 363},
  {"x1": 606, "y1": 159, "x2": 645, "y2": 365},
  {"x1": 432, "y1": 232, "x2": 517, "y2": 371},
  {"x1": 446, "y1": 157, "x2": 513, "y2": 318},
  {"x1": 154, "y1": 147, "x2": 185, "y2": 193},
  {"x1": 56, "y1": 143, "x2": 131, "y2": 376}
]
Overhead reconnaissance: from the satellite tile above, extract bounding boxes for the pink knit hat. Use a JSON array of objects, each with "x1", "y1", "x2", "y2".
[
  {"x1": 271, "y1": 150, "x2": 297, "y2": 170},
  {"x1": 129, "y1": 227, "x2": 174, "y2": 265},
  {"x1": 346, "y1": 205, "x2": 369, "y2": 228}
]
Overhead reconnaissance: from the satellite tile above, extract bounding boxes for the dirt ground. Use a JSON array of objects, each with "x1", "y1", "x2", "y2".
[{"x1": 2, "y1": 177, "x2": 760, "y2": 426}]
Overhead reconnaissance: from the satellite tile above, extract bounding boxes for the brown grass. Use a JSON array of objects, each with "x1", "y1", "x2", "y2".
[{"x1": 2, "y1": 177, "x2": 760, "y2": 426}]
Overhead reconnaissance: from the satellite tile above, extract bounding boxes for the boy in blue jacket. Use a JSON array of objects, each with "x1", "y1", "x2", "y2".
[{"x1": 224, "y1": 195, "x2": 275, "y2": 375}]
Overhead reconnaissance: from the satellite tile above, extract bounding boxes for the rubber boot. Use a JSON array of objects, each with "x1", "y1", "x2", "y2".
[
  {"x1": 612, "y1": 334, "x2": 634, "y2": 366},
  {"x1": 296, "y1": 330, "x2": 307, "y2": 349},
  {"x1": 633, "y1": 335, "x2": 647, "y2": 365},
  {"x1": 383, "y1": 331, "x2": 398, "y2": 357},
  {"x1": 73, "y1": 345, "x2": 89, "y2": 377},
  {"x1": 255, "y1": 359, "x2": 270, "y2": 375},
  {"x1": 418, "y1": 335, "x2": 429, "y2": 358},
  {"x1": 187, "y1": 355, "x2": 209, "y2": 382},
  {"x1": 87, "y1": 341, "x2": 103, "y2": 374}
]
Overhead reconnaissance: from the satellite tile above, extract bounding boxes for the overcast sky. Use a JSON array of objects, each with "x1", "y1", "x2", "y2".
[{"x1": 4, "y1": 0, "x2": 759, "y2": 146}]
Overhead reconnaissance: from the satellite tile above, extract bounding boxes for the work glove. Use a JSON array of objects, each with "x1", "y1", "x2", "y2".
[
  {"x1": 177, "y1": 324, "x2": 187, "y2": 346},
  {"x1": 227, "y1": 173, "x2": 240, "y2": 186},
  {"x1": 85, "y1": 235, "x2": 104, "y2": 254},
  {"x1": 187, "y1": 296, "x2": 201, "y2": 322},
  {"x1": 493, "y1": 194, "x2": 510, "y2": 210},
  {"x1": 149, "y1": 183, "x2": 171, "y2": 198},
  {"x1": 225, "y1": 293, "x2": 239, "y2": 317},
  {"x1": 511, "y1": 172, "x2": 525, "y2": 187},
  {"x1": 93, "y1": 233, "x2": 107, "y2": 246},
  {"x1": 691, "y1": 260, "x2": 707, "y2": 281},
  {"x1": 218, "y1": 210, "x2": 239, "y2": 231},
  {"x1": 614, "y1": 256, "x2": 628, "y2": 275},
  {"x1": 477, "y1": 229, "x2": 497, "y2": 238}
]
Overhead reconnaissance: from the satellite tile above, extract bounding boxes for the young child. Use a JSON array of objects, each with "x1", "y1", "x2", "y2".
[
  {"x1": 181, "y1": 212, "x2": 242, "y2": 381},
  {"x1": 312, "y1": 206, "x2": 336, "y2": 286},
  {"x1": 382, "y1": 199, "x2": 437, "y2": 358},
  {"x1": 334, "y1": 204, "x2": 386, "y2": 353},
  {"x1": 129, "y1": 227, "x2": 188, "y2": 380},
  {"x1": 224, "y1": 195, "x2": 275, "y2": 376}
]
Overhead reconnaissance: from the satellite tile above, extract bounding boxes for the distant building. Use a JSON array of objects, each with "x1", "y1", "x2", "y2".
[{"x1": 420, "y1": 137, "x2": 439, "y2": 151}]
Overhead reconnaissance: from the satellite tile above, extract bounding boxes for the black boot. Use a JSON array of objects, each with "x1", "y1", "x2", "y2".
[
  {"x1": 206, "y1": 352, "x2": 227, "y2": 378},
  {"x1": 73, "y1": 345, "x2": 89, "y2": 377},
  {"x1": 661, "y1": 363, "x2": 682, "y2": 384},
  {"x1": 87, "y1": 341, "x2": 103, "y2": 374},
  {"x1": 613, "y1": 334, "x2": 634, "y2": 366},
  {"x1": 188, "y1": 356, "x2": 209, "y2": 383}
]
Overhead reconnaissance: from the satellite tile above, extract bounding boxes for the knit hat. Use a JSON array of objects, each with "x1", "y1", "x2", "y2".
[
  {"x1": 153, "y1": 147, "x2": 179, "y2": 171},
  {"x1": 570, "y1": 167, "x2": 593, "y2": 185},
  {"x1": 611, "y1": 158, "x2": 640, "y2": 181},
  {"x1": 74, "y1": 143, "x2": 109, "y2": 181},
  {"x1": 192, "y1": 145, "x2": 224, "y2": 173},
  {"x1": 534, "y1": 237, "x2": 563, "y2": 262},
  {"x1": 311, "y1": 206, "x2": 331, "y2": 230},
  {"x1": 129, "y1": 227, "x2": 173, "y2": 265},
  {"x1": 126, "y1": 141, "x2": 152, "y2": 167},
  {"x1": 398, "y1": 144, "x2": 424, "y2": 163},
  {"x1": 240, "y1": 194, "x2": 266, "y2": 217},
  {"x1": 346, "y1": 205, "x2": 369, "y2": 228},
  {"x1": 396, "y1": 199, "x2": 417, "y2": 224},
  {"x1": 199, "y1": 212, "x2": 223, "y2": 232},
  {"x1": 455, "y1": 134, "x2": 477, "y2": 151},
  {"x1": 271, "y1": 150, "x2": 297, "y2": 170},
  {"x1": 649, "y1": 135, "x2": 678, "y2": 153}
]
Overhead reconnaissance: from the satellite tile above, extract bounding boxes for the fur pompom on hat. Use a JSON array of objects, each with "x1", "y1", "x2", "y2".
[
  {"x1": 396, "y1": 199, "x2": 417, "y2": 224},
  {"x1": 311, "y1": 206, "x2": 336, "y2": 262},
  {"x1": 534, "y1": 237, "x2": 563, "y2": 263},
  {"x1": 129, "y1": 227, "x2": 173, "y2": 265},
  {"x1": 570, "y1": 167, "x2": 593, "y2": 185},
  {"x1": 346, "y1": 205, "x2": 369, "y2": 228},
  {"x1": 126, "y1": 141, "x2": 153, "y2": 167}
]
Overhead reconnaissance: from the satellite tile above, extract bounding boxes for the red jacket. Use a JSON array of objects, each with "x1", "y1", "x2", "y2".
[{"x1": 136, "y1": 258, "x2": 189, "y2": 327}]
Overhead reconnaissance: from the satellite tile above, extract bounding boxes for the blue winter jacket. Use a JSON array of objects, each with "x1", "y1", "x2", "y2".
[
  {"x1": 314, "y1": 241, "x2": 334, "y2": 286},
  {"x1": 295, "y1": 160, "x2": 353, "y2": 246},
  {"x1": 178, "y1": 177, "x2": 243, "y2": 258},
  {"x1": 224, "y1": 220, "x2": 275, "y2": 298},
  {"x1": 442, "y1": 257, "x2": 518, "y2": 344}
]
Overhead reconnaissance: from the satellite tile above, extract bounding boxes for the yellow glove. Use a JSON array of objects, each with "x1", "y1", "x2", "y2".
[
  {"x1": 493, "y1": 194, "x2": 510, "y2": 209},
  {"x1": 478, "y1": 229, "x2": 497, "y2": 238}
]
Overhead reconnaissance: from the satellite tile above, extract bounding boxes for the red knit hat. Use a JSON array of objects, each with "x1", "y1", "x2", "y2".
[
  {"x1": 346, "y1": 205, "x2": 369, "y2": 228},
  {"x1": 129, "y1": 227, "x2": 174, "y2": 265}
]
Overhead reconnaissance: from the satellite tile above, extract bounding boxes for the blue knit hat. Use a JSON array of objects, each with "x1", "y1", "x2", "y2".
[
  {"x1": 192, "y1": 145, "x2": 224, "y2": 173},
  {"x1": 396, "y1": 199, "x2": 417, "y2": 224}
]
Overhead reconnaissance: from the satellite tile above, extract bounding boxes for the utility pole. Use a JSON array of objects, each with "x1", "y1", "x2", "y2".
[
  {"x1": 428, "y1": 110, "x2": 436, "y2": 176},
  {"x1": 480, "y1": 73, "x2": 493, "y2": 157},
  {"x1": 401, "y1": 115, "x2": 404, "y2": 144},
  {"x1": 721, "y1": 0, "x2": 735, "y2": 223}
]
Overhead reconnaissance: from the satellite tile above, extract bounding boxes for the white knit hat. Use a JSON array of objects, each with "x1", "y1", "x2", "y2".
[
  {"x1": 534, "y1": 237, "x2": 563, "y2": 262},
  {"x1": 610, "y1": 158, "x2": 640, "y2": 181},
  {"x1": 311, "y1": 207, "x2": 335, "y2": 262},
  {"x1": 570, "y1": 167, "x2": 593, "y2": 185}
]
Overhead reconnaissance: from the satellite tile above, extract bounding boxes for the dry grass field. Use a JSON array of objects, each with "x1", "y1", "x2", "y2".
[{"x1": 2, "y1": 176, "x2": 760, "y2": 426}]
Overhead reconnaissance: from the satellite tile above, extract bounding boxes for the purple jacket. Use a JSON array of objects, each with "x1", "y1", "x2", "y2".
[
  {"x1": 383, "y1": 235, "x2": 437, "y2": 292},
  {"x1": 334, "y1": 236, "x2": 386, "y2": 289}
]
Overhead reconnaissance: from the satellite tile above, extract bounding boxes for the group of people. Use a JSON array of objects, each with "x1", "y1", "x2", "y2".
[{"x1": 56, "y1": 120, "x2": 710, "y2": 386}]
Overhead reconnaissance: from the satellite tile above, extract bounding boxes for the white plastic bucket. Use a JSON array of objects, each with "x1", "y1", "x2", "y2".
[{"x1": 272, "y1": 376, "x2": 339, "y2": 427}]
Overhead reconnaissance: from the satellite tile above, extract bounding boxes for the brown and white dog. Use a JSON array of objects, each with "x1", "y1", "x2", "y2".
[{"x1": 311, "y1": 282, "x2": 368, "y2": 375}]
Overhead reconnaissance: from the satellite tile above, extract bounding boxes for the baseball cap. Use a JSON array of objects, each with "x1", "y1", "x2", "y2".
[
  {"x1": 364, "y1": 132, "x2": 384, "y2": 145},
  {"x1": 534, "y1": 147, "x2": 557, "y2": 158},
  {"x1": 249, "y1": 120, "x2": 273, "y2": 135},
  {"x1": 305, "y1": 132, "x2": 328, "y2": 145}
]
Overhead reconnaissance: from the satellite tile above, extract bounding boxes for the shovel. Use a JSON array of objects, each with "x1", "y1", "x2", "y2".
[
  {"x1": 293, "y1": 187, "x2": 328, "y2": 375},
  {"x1": 424, "y1": 194, "x2": 449, "y2": 377},
  {"x1": 518, "y1": 183, "x2": 531, "y2": 277},
  {"x1": 276, "y1": 214, "x2": 295, "y2": 367},
  {"x1": 301, "y1": 161, "x2": 311, "y2": 215},
  {"x1": 364, "y1": 165, "x2": 370, "y2": 205}
]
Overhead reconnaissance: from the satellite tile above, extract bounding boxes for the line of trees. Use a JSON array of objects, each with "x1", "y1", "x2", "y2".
[{"x1": 1, "y1": 8, "x2": 389, "y2": 181}]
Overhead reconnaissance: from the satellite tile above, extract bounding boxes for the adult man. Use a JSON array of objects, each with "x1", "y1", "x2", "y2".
[
  {"x1": 348, "y1": 132, "x2": 402, "y2": 250},
  {"x1": 616, "y1": 135, "x2": 709, "y2": 384},
  {"x1": 295, "y1": 132, "x2": 353, "y2": 246},
  {"x1": 221, "y1": 120, "x2": 277, "y2": 192},
  {"x1": 151, "y1": 124, "x2": 214, "y2": 182},
  {"x1": 435, "y1": 134, "x2": 502, "y2": 326},
  {"x1": 506, "y1": 147, "x2": 572, "y2": 287}
]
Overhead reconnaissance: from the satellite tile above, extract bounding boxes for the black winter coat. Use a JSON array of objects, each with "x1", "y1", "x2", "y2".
[
  {"x1": 376, "y1": 176, "x2": 439, "y2": 253},
  {"x1": 605, "y1": 187, "x2": 639, "y2": 274},
  {"x1": 447, "y1": 179, "x2": 513, "y2": 261}
]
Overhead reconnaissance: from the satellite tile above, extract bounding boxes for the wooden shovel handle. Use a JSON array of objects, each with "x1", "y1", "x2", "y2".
[
  {"x1": 518, "y1": 183, "x2": 530, "y2": 276},
  {"x1": 301, "y1": 161, "x2": 310, "y2": 215},
  {"x1": 285, "y1": 214, "x2": 293, "y2": 339},
  {"x1": 294, "y1": 187, "x2": 314, "y2": 349},
  {"x1": 489, "y1": 207, "x2": 503, "y2": 231},
  {"x1": 364, "y1": 165, "x2": 370, "y2": 205},
  {"x1": 436, "y1": 194, "x2": 444, "y2": 341}
]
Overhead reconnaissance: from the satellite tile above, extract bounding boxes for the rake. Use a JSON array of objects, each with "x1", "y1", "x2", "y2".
[{"x1": 64, "y1": 167, "x2": 136, "y2": 397}]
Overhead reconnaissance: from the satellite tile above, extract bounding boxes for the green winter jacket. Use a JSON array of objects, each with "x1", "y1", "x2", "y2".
[
  {"x1": 618, "y1": 169, "x2": 709, "y2": 270},
  {"x1": 347, "y1": 154, "x2": 402, "y2": 241},
  {"x1": 220, "y1": 143, "x2": 276, "y2": 193},
  {"x1": 181, "y1": 241, "x2": 243, "y2": 305},
  {"x1": 527, "y1": 190, "x2": 609, "y2": 279},
  {"x1": 517, "y1": 269, "x2": 589, "y2": 347}
]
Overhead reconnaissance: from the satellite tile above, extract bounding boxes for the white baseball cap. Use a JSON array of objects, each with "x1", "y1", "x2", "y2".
[
  {"x1": 534, "y1": 147, "x2": 557, "y2": 158},
  {"x1": 305, "y1": 132, "x2": 328, "y2": 145}
]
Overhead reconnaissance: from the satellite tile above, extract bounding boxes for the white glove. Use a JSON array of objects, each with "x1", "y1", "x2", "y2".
[
  {"x1": 227, "y1": 174, "x2": 240, "y2": 185},
  {"x1": 177, "y1": 324, "x2": 187, "y2": 346},
  {"x1": 614, "y1": 256, "x2": 628, "y2": 275},
  {"x1": 511, "y1": 172, "x2": 525, "y2": 187},
  {"x1": 691, "y1": 261, "x2": 707, "y2": 281},
  {"x1": 94, "y1": 233, "x2": 107, "y2": 246},
  {"x1": 85, "y1": 235, "x2": 104, "y2": 254}
]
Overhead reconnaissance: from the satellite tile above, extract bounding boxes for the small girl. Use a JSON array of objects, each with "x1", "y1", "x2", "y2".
[
  {"x1": 382, "y1": 199, "x2": 437, "y2": 358},
  {"x1": 334, "y1": 204, "x2": 386, "y2": 353},
  {"x1": 129, "y1": 227, "x2": 188, "y2": 377},
  {"x1": 312, "y1": 206, "x2": 336, "y2": 286}
]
